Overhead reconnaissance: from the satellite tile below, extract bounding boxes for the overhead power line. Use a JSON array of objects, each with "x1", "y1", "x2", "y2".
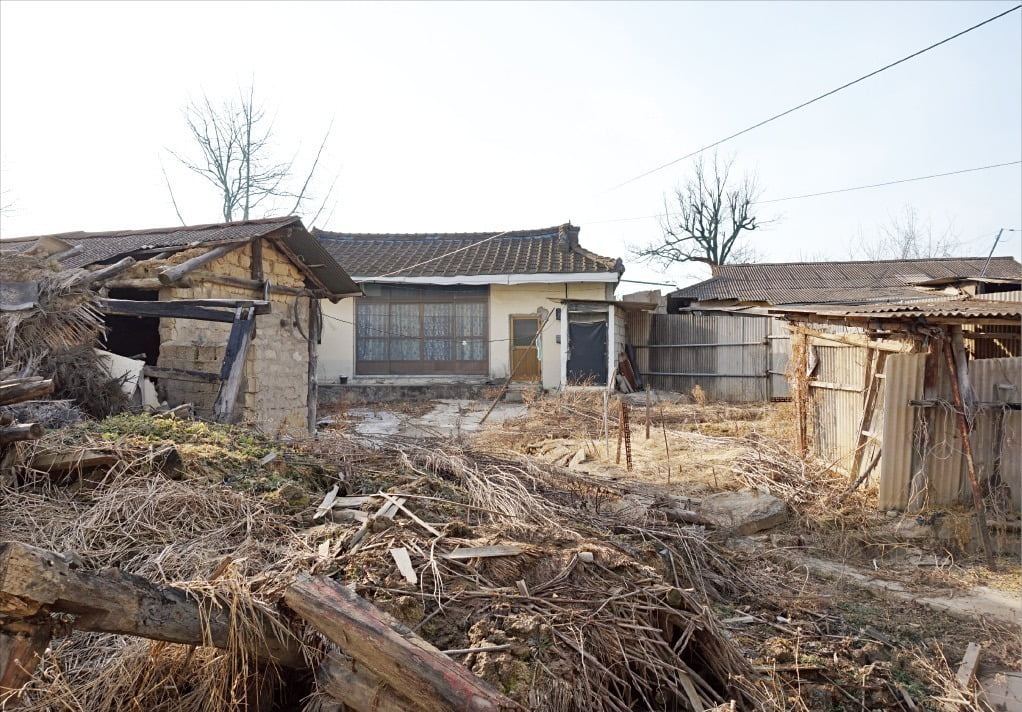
[
  {"x1": 587, "y1": 159, "x2": 1022, "y2": 225},
  {"x1": 610, "y1": 4, "x2": 1022, "y2": 190}
]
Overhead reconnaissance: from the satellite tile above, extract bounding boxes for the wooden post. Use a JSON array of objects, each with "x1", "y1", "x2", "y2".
[
  {"x1": 0, "y1": 621, "x2": 52, "y2": 700},
  {"x1": 660, "y1": 403, "x2": 671, "y2": 485},
  {"x1": 213, "y1": 307, "x2": 256, "y2": 423},
  {"x1": 284, "y1": 574, "x2": 517, "y2": 712},
  {"x1": 847, "y1": 350, "x2": 887, "y2": 483},
  {"x1": 645, "y1": 385, "x2": 651, "y2": 440},
  {"x1": 157, "y1": 242, "x2": 246, "y2": 285},
  {"x1": 307, "y1": 297, "x2": 322, "y2": 433},
  {"x1": 0, "y1": 541, "x2": 304, "y2": 667},
  {"x1": 622, "y1": 402, "x2": 632, "y2": 471},
  {"x1": 942, "y1": 337, "x2": 996, "y2": 569},
  {"x1": 250, "y1": 237, "x2": 264, "y2": 282},
  {"x1": 615, "y1": 398, "x2": 624, "y2": 465}
]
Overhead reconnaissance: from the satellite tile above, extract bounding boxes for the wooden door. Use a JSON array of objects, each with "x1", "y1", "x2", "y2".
[{"x1": 510, "y1": 316, "x2": 540, "y2": 382}]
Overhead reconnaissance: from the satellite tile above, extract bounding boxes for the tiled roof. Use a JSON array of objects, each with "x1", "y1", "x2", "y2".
[
  {"x1": 313, "y1": 223, "x2": 623, "y2": 280},
  {"x1": 0, "y1": 216, "x2": 360, "y2": 297},
  {"x1": 670, "y1": 257, "x2": 1022, "y2": 305}
]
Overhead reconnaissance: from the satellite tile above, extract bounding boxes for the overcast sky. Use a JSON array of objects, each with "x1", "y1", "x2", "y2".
[{"x1": 1, "y1": 1, "x2": 1020, "y2": 290}]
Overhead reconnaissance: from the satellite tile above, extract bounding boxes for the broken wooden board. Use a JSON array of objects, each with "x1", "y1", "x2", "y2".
[
  {"x1": 0, "y1": 541, "x2": 303, "y2": 668},
  {"x1": 956, "y1": 642, "x2": 981, "y2": 689},
  {"x1": 390, "y1": 547, "x2": 418, "y2": 585},
  {"x1": 284, "y1": 574, "x2": 516, "y2": 712},
  {"x1": 439, "y1": 546, "x2": 523, "y2": 561},
  {"x1": 318, "y1": 653, "x2": 416, "y2": 712}
]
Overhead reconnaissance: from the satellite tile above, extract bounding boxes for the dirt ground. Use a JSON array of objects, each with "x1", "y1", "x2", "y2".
[{"x1": 334, "y1": 390, "x2": 1022, "y2": 710}]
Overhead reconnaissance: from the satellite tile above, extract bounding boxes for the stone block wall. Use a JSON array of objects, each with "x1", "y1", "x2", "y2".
[{"x1": 150, "y1": 239, "x2": 312, "y2": 433}]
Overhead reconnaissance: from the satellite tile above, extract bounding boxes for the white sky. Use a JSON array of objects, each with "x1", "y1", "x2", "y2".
[{"x1": 1, "y1": 1, "x2": 1020, "y2": 291}]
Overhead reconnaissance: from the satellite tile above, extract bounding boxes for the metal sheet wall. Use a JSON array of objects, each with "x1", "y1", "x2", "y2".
[
  {"x1": 808, "y1": 344, "x2": 869, "y2": 471},
  {"x1": 878, "y1": 354, "x2": 925, "y2": 509},
  {"x1": 641, "y1": 312, "x2": 780, "y2": 401},
  {"x1": 970, "y1": 357, "x2": 1021, "y2": 510}
]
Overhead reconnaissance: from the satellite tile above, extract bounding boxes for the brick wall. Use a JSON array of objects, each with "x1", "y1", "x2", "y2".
[{"x1": 150, "y1": 240, "x2": 312, "y2": 433}]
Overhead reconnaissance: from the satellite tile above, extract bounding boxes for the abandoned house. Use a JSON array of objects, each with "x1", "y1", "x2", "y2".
[
  {"x1": 772, "y1": 296, "x2": 1021, "y2": 516},
  {"x1": 1, "y1": 216, "x2": 359, "y2": 432},
  {"x1": 312, "y1": 223, "x2": 626, "y2": 391},
  {"x1": 625, "y1": 257, "x2": 1022, "y2": 403}
]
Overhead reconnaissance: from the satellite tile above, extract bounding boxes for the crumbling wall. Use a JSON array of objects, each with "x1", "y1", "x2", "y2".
[{"x1": 155, "y1": 241, "x2": 311, "y2": 433}]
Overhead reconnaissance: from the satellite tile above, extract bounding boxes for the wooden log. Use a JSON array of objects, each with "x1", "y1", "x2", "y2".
[
  {"x1": 29, "y1": 449, "x2": 119, "y2": 474},
  {"x1": 284, "y1": 575, "x2": 517, "y2": 712},
  {"x1": 157, "y1": 243, "x2": 247, "y2": 285},
  {"x1": 72, "y1": 256, "x2": 136, "y2": 287},
  {"x1": 104, "y1": 277, "x2": 193, "y2": 290},
  {"x1": 317, "y1": 654, "x2": 417, "y2": 712},
  {"x1": 307, "y1": 297, "x2": 322, "y2": 433},
  {"x1": 0, "y1": 541, "x2": 304, "y2": 668},
  {"x1": 0, "y1": 423, "x2": 44, "y2": 446},
  {"x1": 250, "y1": 237, "x2": 264, "y2": 282},
  {"x1": 189, "y1": 272, "x2": 312, "y2": 297},
  {"x1": 213, "y1": 307, "x2": 256, "y2": 423},
  {"x1": 0, "y1": 380, "x2": 54, "y2": 407},
  {"x1": 50, "y1": 243, "x2": 84, "y2": 262}
]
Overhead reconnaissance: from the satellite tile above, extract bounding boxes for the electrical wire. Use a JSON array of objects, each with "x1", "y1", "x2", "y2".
[
  {"x1": 609, "y1": 4, "x2": 1022, "y2": 190},
  {"x1": 587, "y1": 159, "x2": 1022, "y2": 225}
]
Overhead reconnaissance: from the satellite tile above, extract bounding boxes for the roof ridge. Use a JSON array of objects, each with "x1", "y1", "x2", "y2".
[
  {"x1": 720, "y1": 255, "x2": 1016, "y2": 269},
  {"x1": 313, "y1": 225, "x2": 567, "y2": 241},
  {"x1": 3, "y1": 215, "x2": 299, "y2": 243}
]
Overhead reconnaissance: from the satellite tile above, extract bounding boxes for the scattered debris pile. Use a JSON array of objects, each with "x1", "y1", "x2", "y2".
[{"x1": 1, "y1": 414, "x2": 768, "y2": 711}]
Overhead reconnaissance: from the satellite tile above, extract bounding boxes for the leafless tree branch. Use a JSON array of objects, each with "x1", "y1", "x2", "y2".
[{"x1": 851, "y1": 205, "x2": 960, "y2": 260}]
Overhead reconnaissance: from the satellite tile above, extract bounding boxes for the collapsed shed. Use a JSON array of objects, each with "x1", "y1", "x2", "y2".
[
  {"x1": 1, "y1": 217, "x2": 359, "y2": 433},
  {"x1": 773, "y1": 296, "x2": 1021, "y2": 516}
]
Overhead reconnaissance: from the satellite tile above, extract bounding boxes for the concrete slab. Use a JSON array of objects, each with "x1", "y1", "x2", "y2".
[{"x1": 980, "y1": 671, "x2": 1022, "y2": 712}]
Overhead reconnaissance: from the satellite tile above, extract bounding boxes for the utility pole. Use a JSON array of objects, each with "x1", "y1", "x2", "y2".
[{"x1": 980, "y1": 228, "x2": 1018, "y2": 276}]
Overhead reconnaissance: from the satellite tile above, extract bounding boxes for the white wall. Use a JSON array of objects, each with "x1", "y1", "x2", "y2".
[
  {"x1": 319, "y1": 297, "x2": 356, "y2": 383},
  {"x1": 318, "y1": 281, "x2": 614, "y2": 389}
]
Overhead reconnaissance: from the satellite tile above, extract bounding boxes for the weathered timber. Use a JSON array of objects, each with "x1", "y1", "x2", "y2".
[
  {"x1": 212, "y1": 307, "x2": 256, "y2": 423},
  {"x1": 439, "y1": 546, "x2": 523, "y2": 560},
  {"x1": 284, "y1": 574, "x2": 517, "y2": 712},
  {"x1": 157, "y1": 242, "x2": 247, "y2": 285},
  {"x1": 250, "y1": 237, "x2": 264, "y2": 282},
  {"x1": 0, "y1": 423, "x2": 44, "y2": 446},
  {"x1": 189, "y1": 272, "x2": 312, "y2": 297},
  {"x1": 0, "y1": 380, "x2": 54, "y2": 407},
  {"x1": 790, "y1": 325, "x2": 913, "y2": 353},
  {"x1": 50, "y1": 243, "x2": 84, "y2": 262},
  {"x1": 317, "y1": 654, "x2": 417, "y2": 712},
  {"x1": 72, "y1": 257, "x2": 136, "y2": 287},
  {"x1": 307, "y1": 298, "x2": 322, "y2": 433},
  {"x1": 0, "y1": 620, "x2": 53, "y2": 698},
  {"x1": 0, "y1": 542, "x2": 304, "y2": 668},
  {"x1": 143, "y1": 365, "x2": 220, "y2": 384},
  {"x1": 28, "y1": 449, "x2": 119, "y2": 474},
  {"x1": 99, "y1": 298, "x2": 269, "y2": 323}
]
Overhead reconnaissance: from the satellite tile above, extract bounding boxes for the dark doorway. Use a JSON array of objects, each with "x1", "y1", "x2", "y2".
[
  {"x1": 567, "y1": 321, "x2": 607, "y2": 385},
  {"x1": 102, "y1": 288, "x2": 161, "y2": 366}
]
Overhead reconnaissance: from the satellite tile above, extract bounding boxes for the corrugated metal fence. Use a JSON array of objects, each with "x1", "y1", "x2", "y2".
[{"x1": 627, "y1": 311, "x2": 790, "y2": 402}]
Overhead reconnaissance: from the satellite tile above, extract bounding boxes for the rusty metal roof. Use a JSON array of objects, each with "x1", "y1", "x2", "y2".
[
  {"x1": 0, "y1": 216, "x2": 360, "y2": 297},
  {"x1": 773, "y1": 297, "x2": 1022, "y2": 322},
  {"x1": 670, "y1": 257, "x2": 1022, "y2": 305},
  {"x1": 313, "y1": 223, "x2": 623, "y2": 280}
]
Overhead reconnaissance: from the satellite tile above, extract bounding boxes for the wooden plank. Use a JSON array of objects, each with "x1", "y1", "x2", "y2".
[
  {"x1": 390, "y1": 547, "x2": 418, "y2": 584},
  {"x1": 157, "y1": 242, "x2": 247, "y2": 285},
  {"x1": 99, "y1": 298, "x2": 270, "y2": 322},
  {"x1": 283, "y1": 574, "x2": 516, "y2": 712},
  {"x1": 0, "y1": 541, "x2": 303, "y2": 668},
  {"x1": 212, "y1": 307, "x2": 256, "y2": 423},
  {"x1": 29, "y1": 449, "x2": 119, "y2": 474},
  {"x1": 807, "y1": 380, "x2": 863, "y2": 394},
  {"x1": 143, "y1": 365, "x2": 220, "y2": 384},
  {"x1": 0, "y1": 620, "x2": 52, "y2": 699},
  {"x1": 439, "y1": 546, "x2": 522, "y2": 560},
  {"x1": 848, "y1": 351, "x2": 887, "y2": 483},
  {"x1": 790, "y1": 325, "x2": 914, "y2": 353},
  {"x1": 378, "y1": 492, "x2": 443, "y2": 538},
  {"x1": 314, "y1": 485, "x2": 341, "y2": 520},
  {"x1": 956, "y1": 642, "x2": 981, "y2": 689}
]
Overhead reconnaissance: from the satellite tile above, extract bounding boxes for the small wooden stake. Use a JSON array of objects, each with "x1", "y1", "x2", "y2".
[
  {"x1": 615, "y1": 398, "x2": 624, "y2": 465},
  {"x1": 645, "y1": 384, "x2": 651, "y2": 440}
]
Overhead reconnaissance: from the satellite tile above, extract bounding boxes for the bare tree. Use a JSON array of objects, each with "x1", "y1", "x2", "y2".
[
  {"x1": 851, "y1": 205, "x2": 960, "y2": 260},
  {"x1": 165, "y1": 84, "x2": 336, "y2": 224},
  {"x1": 631, "y1": 154, "x2": 768, "y2": 269}
]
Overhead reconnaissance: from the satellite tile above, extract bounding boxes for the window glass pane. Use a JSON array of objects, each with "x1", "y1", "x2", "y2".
[
  {"x1": 391, "y1": 338, "x2": 420, "y2": 360},
  {"x1": 424, "y1": 339, "x2": 451, "y2": 360},
  {"x1": 357, "y1": 302, "x2": 388, "y2": 337},
  {"x1": 391, "y1": 304, "x2": 420, "y2": 337},
  {"x1": 456, "y1": 302, "x2": 486, "y2": 337},
  {"x1": 357, "y1": 338, "x2": 387, "y2": 360},
  {"x1": 423, "y1": 303, "x2": 452, "y2": 337},
  {"x1": 456, "y1": 339, "x2": 485, "y2": 361},
  {"x1": 512, "y1": 318, "x2": 539, "y2": 347}
]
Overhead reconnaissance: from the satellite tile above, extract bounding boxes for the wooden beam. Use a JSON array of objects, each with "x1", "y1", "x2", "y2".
[
  {"x1": 848, "y1": 351, "x2": 887, "y2": 483},
  {"x1": 283, "y1": 575, "x2": 516, "y2": 712},
  {"x1": 157, "y1": 242, "x2": 247, "y2": 285},
  {"x1": 72, "y1": 257, "x2": 136, "y2": 287},
  {"x1": 789, "y1": 325, "x2": 914, "y2": 353},
  {"x1": 250, "y1": 237, "x2": 264, "y2": 282},
  {"x1": 99, "y1": 298, "x2": 269, "y2": 322},
  {"x1": 0, "y1": 541, "x2": 304, "y2": 668},
  {"x1": 0, "y1": 423, "x2": 44, "y2": 446},
  {"x1": 103, "y1": 277, "x2": 193, "y2": 291},
  {"x1": 0, "y1": 620, "x2": 52, "y2": 699},
  {"x1": 212, "y1": 307, "x2": 256, "y2": 423},
  {"x1": 143, "y1": 365, "x2": 220, "y2": 384},
  {"x1": 269, "y1": 235, "x2": 330, "y2": 293},
  {"x1": 0, "y1": 379, "x2": 54, "y2": 407}
]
